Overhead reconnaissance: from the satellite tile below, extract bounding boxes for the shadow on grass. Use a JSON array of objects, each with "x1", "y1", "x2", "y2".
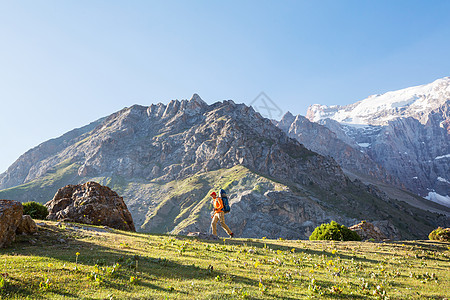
[
  {"x1": 0, "y1": 223, "x2": 258, "y2": 298},
  {"x1": 179, "y1": 235, "x2": 383, "y2": 265}
]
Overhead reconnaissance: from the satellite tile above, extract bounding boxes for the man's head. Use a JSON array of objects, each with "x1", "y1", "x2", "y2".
[{"x1": 210, "y1": 192, "x2": 217, "y2": 198}]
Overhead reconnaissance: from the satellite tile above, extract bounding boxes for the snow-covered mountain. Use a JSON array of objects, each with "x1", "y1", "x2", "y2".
[
  {"x1": 307, "y1": 77, "x2": 450, "y2": 126},
  {"x1": 305, "y1": 77, "x2": 450, "y2": 207}
]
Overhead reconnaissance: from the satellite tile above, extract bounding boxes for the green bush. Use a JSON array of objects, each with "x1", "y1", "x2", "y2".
[
  {"x1": 309, "y1": 221, "x2": 361, "y2": 241},
  {"x1": 22, "y1": 201, "x2": 49, "y2": 220},
  {"x1": 428, "y1": 227, "x2": 450, "y2": 242}
]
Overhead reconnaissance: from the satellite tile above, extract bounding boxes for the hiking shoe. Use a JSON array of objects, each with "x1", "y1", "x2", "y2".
[{"x1": 230, "y1": 233, "x2": 234, "y2": 238}]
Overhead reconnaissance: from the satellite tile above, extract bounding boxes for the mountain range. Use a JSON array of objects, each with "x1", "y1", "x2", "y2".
[
  {"x1": 303, "y1": 77, "x2": 449, "y2": 207},
  {"x1": 0, "y1": 81, "x2": 449, "y2": 239}
]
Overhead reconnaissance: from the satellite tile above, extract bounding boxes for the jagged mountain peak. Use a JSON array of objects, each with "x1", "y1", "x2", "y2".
[
  {"x1": 0, "y1": 97, "x2": 321, "y2": 189},
  {"x1": 189, "y1": 93, "x2": 205, "y2": 104},
  {"x1": 281, "y1": 111, "x2": 295, "y2": 120}
]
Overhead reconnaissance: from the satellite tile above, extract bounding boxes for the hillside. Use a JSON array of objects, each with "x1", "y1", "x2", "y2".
[
  {"x1": 0, "y1": 221, "x2": 449, "y2": 299},
  {"x1": 0, "y1": 95, "x2": 447, "y2": 239}
]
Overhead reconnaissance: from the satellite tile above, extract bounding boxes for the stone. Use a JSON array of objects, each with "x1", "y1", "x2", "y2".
[
  {"x1": 372, "y1": 220, "x2": 401, "y2": 241},
  {"x1": 348, "y1": 221, "x2": 388, "y2": 241},
  {"x1": 0, "y1": 199, "x2": 23, "y2": 248},
  {"x1": 187, "y1": 232, "x2": 219, "y2": 240},
  {"x1": 45, "y1": 182, "x2": 135, "y2": 231},
  {"x1": 16, "y1": 215, "x2": 38, "y2": 234}
]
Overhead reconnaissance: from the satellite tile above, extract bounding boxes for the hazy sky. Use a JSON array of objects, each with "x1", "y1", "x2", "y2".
[{"x1": 1, "y1": 0, "x2": 450, "y2": 173}]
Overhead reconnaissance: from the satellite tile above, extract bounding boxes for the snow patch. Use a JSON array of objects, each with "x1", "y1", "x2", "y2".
[
  {"x1": 435, "y1": 154, "x2": 450, "y2": 160},
  {"x1": 437, "y1": 177, "x2": 450, "y2": 184},
  {"x1": 425, "y1": 192, "x2": 450, "y2": 207},
  {"x1": 357, "y1": 143, "x2": 371, "y2": 148}
]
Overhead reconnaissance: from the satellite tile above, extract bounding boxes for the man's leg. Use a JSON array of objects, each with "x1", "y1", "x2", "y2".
[
  {"x1": 218, "y1": 212, "x2": 233, "y2": 236},
  {"x1": 211, "y1": 213, "x2": 219, "y2": 235}
]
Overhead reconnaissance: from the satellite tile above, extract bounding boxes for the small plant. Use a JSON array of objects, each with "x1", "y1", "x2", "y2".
[
  {"x1": 308, "y1": 278, "x2": 322, "y2": 295},
  {"x1": 119, "y1": 242, "x2": 130, "y2": 248},
  {"x1": 309, "y1": 221, "x2": 361, "y2": 241},
  {"x1": 87, "y1": 265, "x2": 104, "y2": 284},
  {"x1": 39, "y1": 275, "x2": 52, "y2": 291},
  {"x1": 258, "y1": 281, "x2": 267, "y2": 294},
  {"x1": 329, "y1": 285, "x2": 343, "y2": 294},
  {"x1": 22, "y1": 201, "x2": 49, "y2": 219},
  {"x1": 0, "y1": 276, "x2": 6, "y2": 290},
  {"x1": 428, "y1": 227, "x2": 450, "y2": 242}
]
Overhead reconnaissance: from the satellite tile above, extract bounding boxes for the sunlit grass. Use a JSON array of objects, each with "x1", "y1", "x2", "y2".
[{"x1": 0, "y1": 221, "x2": 448, "y2": 299}]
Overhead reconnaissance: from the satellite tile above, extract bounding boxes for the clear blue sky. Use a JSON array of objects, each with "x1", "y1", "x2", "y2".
[{"x1": 1, "y1": 0, "x2": 450, "y2": 173}]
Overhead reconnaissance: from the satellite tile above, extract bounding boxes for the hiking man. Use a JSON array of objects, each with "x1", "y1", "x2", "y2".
[{"x1": 210, "y1": 191, "x2": 234, "y2": 237}]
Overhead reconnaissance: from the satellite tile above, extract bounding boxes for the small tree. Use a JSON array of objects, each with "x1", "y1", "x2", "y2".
[
  {"x1": 23, "y1": 201, "x2": 49, "y2": 220},
  {"x1": 309, "y1": 221, "x2": 361, "y2": 241}
]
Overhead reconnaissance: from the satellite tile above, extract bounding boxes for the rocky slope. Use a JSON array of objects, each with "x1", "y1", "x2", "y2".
[
  {"x1": 305, "y1": 77, "x2": 450, "y2": 207},
  {"x1": 275, "y1": 112, "x2": 450, "y2": 217},
  {"x1": 275, "y1": 112, "x2": 397, "y2": 185},
  {"x1": 0, "y1": 95, "x2": 447, "y2": 239}
]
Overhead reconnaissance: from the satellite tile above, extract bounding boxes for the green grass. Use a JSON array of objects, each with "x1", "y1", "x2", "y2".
[{"x1": 0, "y1": 221, "x2": 448, "y2": 299}]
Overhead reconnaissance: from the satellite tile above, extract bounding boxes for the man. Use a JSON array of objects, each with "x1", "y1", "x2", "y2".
[{"x1": 210, "y1": 191, "x2": 234, "y2": 237}]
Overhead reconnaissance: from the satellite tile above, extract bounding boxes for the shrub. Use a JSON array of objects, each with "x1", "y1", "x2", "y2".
[
  {"x1": 428, "y1": 227, "x2": 450, "y2": 242},
  {"x1": 23, "y1": 201, "x2": 49, "y2": 220},
  {"x1": 309, "y1": 221, "x2": 361, "y2": 241}
]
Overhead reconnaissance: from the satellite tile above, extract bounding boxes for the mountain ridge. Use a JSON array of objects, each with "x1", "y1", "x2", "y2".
[
  {"x1": 0, "y1": 94, "x2": 447, "y2": 239},
  {"x1": 300, "y1": 77, "x2": 449, "y2": 207}
]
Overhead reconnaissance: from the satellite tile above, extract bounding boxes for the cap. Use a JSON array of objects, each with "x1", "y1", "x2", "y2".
[{"x1": 210, "y1": 192, "x2": 217, "y2": 197}]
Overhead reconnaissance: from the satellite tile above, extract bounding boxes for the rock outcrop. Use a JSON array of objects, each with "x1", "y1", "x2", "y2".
[
  {"x1": 349, "y1": 221, "x2": 387, "y2": 241},
  {"x1": 45, "y1": 182, "x2": 135, "y2": 231},
  {"x1": 16, "y1": 215, "x2": 38, "y2": 235},
  {"x1": 275, "y1": 112, "x2": 398, "y2": 185},
  {"x1": 0, "y1": 199, "x2": 23, "y2": 247}
]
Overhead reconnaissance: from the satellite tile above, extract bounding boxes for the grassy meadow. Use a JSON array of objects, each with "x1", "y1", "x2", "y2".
[{"x1": 0, "y1": 221, "x2": 449, "y2": 299}]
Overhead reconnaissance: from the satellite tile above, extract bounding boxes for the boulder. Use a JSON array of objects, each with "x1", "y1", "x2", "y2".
[
  {"x1": 45, "y1": 182, "x2": 135, "y2": 231},
  {"x1": 372, "y1": 220, "x2": 401, "y2": 240},
  {"x1": 0, "y1": 199, "x2": 23, "y2": 248},
  {"x1": 16, "y1": 215, "x2": 38, "y2": 234},
  {"x1": 348, "y1": 221, "x2": 388, "y2": 241}
]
